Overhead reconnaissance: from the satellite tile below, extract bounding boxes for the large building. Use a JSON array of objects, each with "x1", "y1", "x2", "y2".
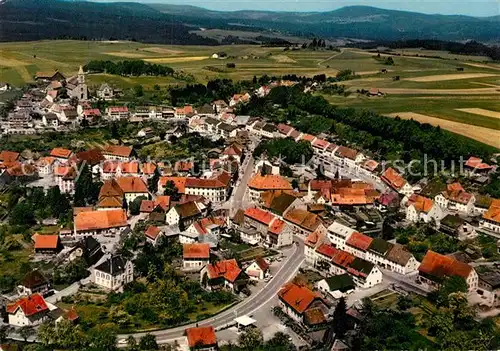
[
  {"x1": 247, "y1": 174, "x2": 292, "y2": 202},
  {"x1": 7, "y1": 294, "x2": 49, "y2": 327},
  {"x1": 73, "y1": 209, "x2": 128, "y2": 236},
  {"x1": 184, "y1": 172, "x2": 232, "y2": 203},
  {"x1": 418, "y1": 250, "x2": 477, "y2": 291},
  {"x1": 92, "y1": 255, "x2": 134, "y2": 291}
]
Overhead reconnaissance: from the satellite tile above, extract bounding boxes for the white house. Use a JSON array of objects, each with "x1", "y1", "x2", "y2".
[
  {"x1": 405, "y1": 194, "x2": 443, "y2": 223},
  {"x1": 326, "y1": 221, "x2": 356, "y2": 251},
  {"x1": 479, "y1": 199, "x2": 500, "y2": 233},
  {"x1": 245, "y1": 257, "x2": 270, "y2": 280},
  {"x1": 54, "y1": 166, "x2": 76, "y2": 194},
  {"x1": 316, "y1": 274, "x2": 355, "y2": 299},
  {"x1": 7, "y1": 294, "x2": 49, "y2": 327},
  {"x1": 183, "y1": 243, "x2": 210, "y2": 270},
  {"x1": 435, "y1": 183, "x2": 476, "y2": 215},
  {"x1": 93, "y1": 255, "x2": 134, "y2": 291}
]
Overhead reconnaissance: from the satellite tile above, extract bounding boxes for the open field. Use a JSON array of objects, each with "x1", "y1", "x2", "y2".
[
  {"x1": 1, "y1": 40, "x2": 499, "y2": 147},
  {"x1": 456, "y1": 108, "x2": 500, "y2": 119},
  {"x1": 386, "y1": 112, "x2": 500, "y2": 147},
  {"x1": 406, "y1": 73, "x2": 498, "y2": 82}
]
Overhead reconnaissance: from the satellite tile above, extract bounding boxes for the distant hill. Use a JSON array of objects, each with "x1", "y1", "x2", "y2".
[
  {"x1": 0, "y1": 0, "x2": 218, "y2": 44},
  {"x1": 150, "y1": 4, "x2": 500, "y2": 42},
  {"x1": 0, "y1": 1, "x2": 499, "y2": 44}
]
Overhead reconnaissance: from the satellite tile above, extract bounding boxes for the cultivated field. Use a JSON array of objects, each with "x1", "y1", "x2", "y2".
[
  {"x1": 0, "y1": 40, "x2": 499, "y2": 147},
  {"x1": 386, "y1": 112, "x2": 500, "y2": 148}
]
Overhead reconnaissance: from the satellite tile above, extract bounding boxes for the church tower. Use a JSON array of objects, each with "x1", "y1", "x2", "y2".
[
  {"x1": 77, "y1": 65, "x2": 85, "y2": 85},
  {"x1": 77, "y1": 65, "x2": 88, "y2": 101}
]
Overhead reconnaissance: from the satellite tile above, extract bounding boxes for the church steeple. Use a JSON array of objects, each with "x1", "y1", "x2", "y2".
[{"x1": 77, "y1": 65, "x2": 85, "y2": 84}]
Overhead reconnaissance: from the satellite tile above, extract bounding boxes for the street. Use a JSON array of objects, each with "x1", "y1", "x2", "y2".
[{"x1": 118, "y1": 239, "x2": 305, "y2": 344}]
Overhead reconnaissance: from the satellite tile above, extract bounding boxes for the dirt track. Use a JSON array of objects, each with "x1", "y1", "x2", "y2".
[
  {"x1": 386, "y1": 112, "x2": 500, "y2": 148},
  {"x1": 406, "y1": 73, "x2": 497, "y2": 82},
  {"x1": 366, "y1": 87, "x2": 500, "y2": 95}
]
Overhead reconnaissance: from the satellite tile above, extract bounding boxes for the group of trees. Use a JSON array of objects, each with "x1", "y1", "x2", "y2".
[
  {"x1": 245, "y1": 84, "x2": 495, "y2": 165},
  {"x1": 84, "y1": 60, "x2": 174, "y2": 77},
  {"x1": 9, "y1": 186, "x2": 72, "y2": 228},
  {"x1": 74, "y1": 163, "x2": 102, "y2": 207},
  {"x1": 168, "y1": 78, "x2": 250, "y2": 106},
  {"x1": 395, "y1": 225, "x2": 461, "y2": 261},
  {"x1": 301, "y1": 38, "x2": 328, "y2": 49},
  {"x1": 220, "y1": 329, "x2": 296, "y2": 351},
  {"x1": 253, "y1": 138, "x2": 314, "y2": 165}
]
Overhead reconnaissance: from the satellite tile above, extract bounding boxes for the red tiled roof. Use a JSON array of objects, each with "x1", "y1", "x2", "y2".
[
  {"x1": 140, "y1": 200, "x2": 155, "y2": 213},
  {"x1": 363, "y1": 159, "x2": 379, "y2": 172},
  {"x1": 278, "y1": 282, "x2": 322, "y2": 314},
  {"x1": 159, "y1": 177, "x2": 187, "y2": 193},
  {"x1": 277, "y1": 123, "x2": 293, "y2": 135},
  {"x1": 312, "y1": 139, "x2": 330, "y2": 149},
  {"x1": 185, "y1": 172, "x2": 231, "y2": 189},
  {"x1": 346, "y1": 232, "x2": 373, "y2": 251},
  {"x1": 206, "y1": 259, "x2": 242, "y2": 282},
  {"x1": 155, "y1": 195, "x2": 171, "y2": 211},
  {"x1": 34, "y1": 234, "x2": 60, "y2": 249},
  {"x1": 419, "y1": 250, "x2": 472, "y2": 280},
  {"x1": 483, "y1": 199, "x2": 500, "y2": 224},
  {"x1": 54, "y1": 166, "x2": 76, "y2": 180},
  {"x1": 50, "y1": 147, "x2": 72, "y2": 159},
  {"x1": 108, "y1": 106, "x2": 128, "y2": 113},
  {"x1": 115, "y1": 177, "x2": 148, "y2": 193},
  {"x1": 300, "y1": 134, "x2": 316, "y2": 143},
  {"x1": 447, "y1": 182, "x2": 464, "y2": 192},
  {"x1": 255, "y1": 256, "x2": 270, "y2": 271},
  {"x1": 407, "y1": 194, "x2": 434, "y2": 213},
  {"x1": 331, "y1": 249, "x2": 356, "y2": 269},
  {"x1": 74, "y1": 209, "x2": 127, "y2": 232},
  {"x1": 248, "y1": 174, "x2": 292, "y2": 191},
  {"x1": 175, "y1": 161, "x2": 193, "y2": 172},
  {"x1": 316, "y1": 243, "x2": 338, "y2": 259},
  {"x1": 183, "y1": 243, "x2": 210, "y2": 259},
  {"x1": 102, "y1": 145, "x2": 133, "y2": 158},
  {"x1": 141, "y1": 162, "x2": 157, "y2": 175},
  {"x1": 185, "y1": 326, "x2": 217, "y2": 348},
  {"x1": 268, "y1": 218, "x2": 286, "y2": 235},
  {"x1": 244, "y1": 207, "x2": 275, "y2": 225},
  {"x1": 0, "y1": 150, "x2": 20, "y2": 163},
  {"x1": 7, "y1": 294, "x2": 48, "y2": 317},
  {"x1": 335, "y1": 146, "x2": 358, "y2": 160},
  {"x1": 284, "y1": 208, "x2": 322, "y2": 232},
  {"x1": 83, "y1": 109, "x2": 101, "y2": 117},
  {"x1": 381, "y1": 168, "x2": 407, "y2": 190},
  {"x1": 63, "y1": 307, "x2": 79, "y2": 322},
  {"x1": 465, "y1": 156, "x2": 493, "y2": 170},
  {"x1": 145, "y1": 225, "x2": 161, "y2": 240},
  {"x1": 304, "y1": 229, "x2": 325, "y2": 248}
]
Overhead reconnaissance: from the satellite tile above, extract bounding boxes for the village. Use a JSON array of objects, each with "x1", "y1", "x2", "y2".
[{"x1": 0, "y1": 65, "x2": 499, "y2": 351}]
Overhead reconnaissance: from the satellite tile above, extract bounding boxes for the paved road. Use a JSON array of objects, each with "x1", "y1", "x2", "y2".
[
  {"x1": 227, "y1": 154, "x2": 255, "y2": 215},
  {"x1": 118, "y1": 240, "x2": 304, "y2": 345}
]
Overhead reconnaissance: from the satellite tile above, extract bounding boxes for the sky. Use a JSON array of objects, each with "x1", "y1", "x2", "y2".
[{"x1": 95, "y1": 0, "x2": 500, "y2": 17}]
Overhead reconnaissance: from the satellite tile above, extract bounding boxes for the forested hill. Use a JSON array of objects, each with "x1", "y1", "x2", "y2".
[
  {"x1": 0, "y1": 1, "x2": 498, "y2": 43},
  {"x1": 150, "y1": 4, "x2": 500, "y2": 42},
  {"x1": 0, "y1": 0, "x2": 218, "y2": 44}
]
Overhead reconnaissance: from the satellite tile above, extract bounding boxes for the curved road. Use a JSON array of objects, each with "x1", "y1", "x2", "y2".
[{"x1": 118, "y1": 240, "x2": 305, "y2": 344}]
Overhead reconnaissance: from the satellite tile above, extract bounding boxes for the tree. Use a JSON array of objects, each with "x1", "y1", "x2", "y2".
[
  {"x1": 126, "y1": 335, "x2": 139, "y2": 351},
  {"x1": 9, "y1": 201, "x2": 35, "y2": 226},
  {"x1": 431, "y1": 276, "x2": 468, "y2": 307},
  {"x1": 87, "y1": 325, "x2": 117, "y2": 351},
  {"x1": 163, "y1": 180, "x2": 180, "y2": 200},
  {"x1": 238, "y1": 327, "x2": 263, "y2": 350},
  {"x1": 133, "y1": 85, "x2": 144, "y2": 97},
  {"x1": 0, "y1": 325, "x2": 12, "y2": 342},
  {"x1": 139, "y1": 333, "x2": 159, "y2": 350},
  {"x1": 148, "y1": 167, "x2": 161, "y2": 194},
  {"x1": 129, "y1": 196, "x2": 147, "y2": 216},
  {"x1": 265, "y1": 331, "x2": 295, "y2": 350},
  {"x1": 19, "y1": 325, "x2": 35, "y2": 342},
  {"x1": 291, "y1": 179, "x2": 299, "y2": 190},
  {"x1": 74, "y1": 163, "x2": 100, "y2": 206},
  {"x1": 332, "y1": 297, "x2": 348, "y2": 338}
]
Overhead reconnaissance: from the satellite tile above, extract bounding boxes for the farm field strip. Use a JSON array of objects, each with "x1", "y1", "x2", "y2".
[
  {"x1": 456, "y1": 108, "x2": 500, "y2": 119},
  {"x1": 406, "y1": 73, "x2": 498, "y2": 82},
  {"x1": 386, "y1": 112, "x2": 500, "y2": 147}
]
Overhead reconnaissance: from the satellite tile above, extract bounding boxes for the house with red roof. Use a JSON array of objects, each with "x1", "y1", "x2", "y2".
[
  {"x1": 7, "y1": 293, "x2": 49, "y2": 327},
  {"x1": 34, "y1": 234, "x2": 62, "y2": 255},
  {"x1": 243, "y1": 207, "x2": 293, "y2": 248},
  {"x1": 105, "y1": 106, "x2": 129, "y2": 120},
  {"x1": 304, "y1": 228, "x2": 329, "y2": 266},
  {"x1": 248, "y1": 174, "x2": 292, "y2": 202},
  {"x1": 201, "y1": 259, "x2": 247, "y2": 292},
  {"x1": 434, "y1": 182, "x2": 475, "y2": 215},
  {"x1": 418, "y1": 250, "x2": 477, "y2": 291},
  {"x1": 480, "y1": 199, "x2": 500, "y2": 234},
  {"x1": 185, "y1": 326, "x2": 218, "y2": 351},
  {"x1": 183, "y1": 243, "x2": 210, "y2": 270},
  {"x1": 145, "y1": 225, "x2": 163, "y2": 245},
  {"x1": 54, "y1": 165, "x2": 77, "y2": 194},
  {"x1": 345, "y1": 232, "x2": 373, "y2": 259},
  {"x1": 245, "y1": 257, "x2": 270, "y2": 280},
  {"x1": 184, "y1": 171, "x2": 232, "y2": 203},
  {"x1": 49, "y1": 147, "x2": 73, "y2": 162},
  {"x1": 381, "y1": 168, "x2": 413, "y2": 196},
  {"x1": 277, "y1": 282, "x2": 329, "y2": 326},
  {"x1": 102, "y1": 145, "x2": 134, "y2": 161},
  {"x1": 73, "y1": 209, "x2": 128, "y2": 236},
  {"x1": 464, "y1": 156, "x2": 494, "y2": 175},
  {"x1": 405, "y1": 194, "x2": 443, "y2": 223}
]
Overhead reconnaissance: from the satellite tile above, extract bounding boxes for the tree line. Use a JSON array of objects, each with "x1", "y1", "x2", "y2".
[
  {"x1": 84, "y1": 60, "x2": 174, "y2": 77},
  {"x1": 239, "y1": 85, "x2": 496, "y2": 165},
  {"x1": 350, "y1": 39, "x2": 500, "y2": 61}
]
